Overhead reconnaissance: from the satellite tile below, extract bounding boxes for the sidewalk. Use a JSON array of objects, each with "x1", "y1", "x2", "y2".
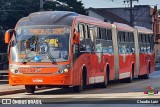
[
  {"x1": 0, "y1": 84, "x2": 25, "y2": 96},
  {"x1": 0, "y1": 84, "x2": 49, "y2": 96}
]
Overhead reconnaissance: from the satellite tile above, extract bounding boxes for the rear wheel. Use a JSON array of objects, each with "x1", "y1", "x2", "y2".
[
  {"x1": 126, "y1": 73, "x2": 133, "y2": 83},
  {"x1": 25, "y1": 85, "x2": 35, "y2": 94},
  {"x1": 143, "y1": 65, "x2": 150, "y2": 79},
  {"x1": 101, "y1": 71, "x2": 108, "y2": 88},
  {"x1": 126, "y1": 67, "x2": 134, "y2": 83},
  {"x1": 138, "y1": 64, "x2": 150, "y2": 79}
]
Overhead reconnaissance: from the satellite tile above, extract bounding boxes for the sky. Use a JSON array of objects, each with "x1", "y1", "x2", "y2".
[{"x1": 78, "y1": 0, "x2": 160, "y2": 9}]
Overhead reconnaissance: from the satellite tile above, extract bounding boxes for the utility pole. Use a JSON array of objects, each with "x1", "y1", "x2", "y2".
[
  {"x1": 129, "y1": 0, "x2": 133, "y2": 26},
  {"x1": 129, "y1": 0, "x2": 138, "y2": 27},
  {"x1": 113, "y1": 0, "x2": 139, "y2": 26}
]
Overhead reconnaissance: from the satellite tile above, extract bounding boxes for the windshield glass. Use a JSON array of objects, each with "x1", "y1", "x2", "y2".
[{"x1": 11, "y1": 26, "x2": 70, "y2": 63}]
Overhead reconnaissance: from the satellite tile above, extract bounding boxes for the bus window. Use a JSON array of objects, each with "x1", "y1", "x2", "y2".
[
  {"x1": 118, "y1": 31, "x2": 126, "y2": 54},
  {"x1": 86, "y1": 25, "x2": 90, "y2": 39},
  {"x1": 139, "y1": 34, "x2": 143, "y2": 53},
  {"x1": 107, "y1": 29, "x2": 113, "y2": 53},
  {"x1": 97, "y1": 27, "x2": 102, "y2": 39},
  {"x1": 95, "y1": 39, "x2": 102, "y2": 53},
  {"x1": 78, "y1": 24, "x2": 85, "y2": 39},
  {"x1": 101, "y1": 28, "x2": 107, "y2": 40},
  {"x1": 79, "y1": 24, "x2": 86, "y2": 52},
  {"x1": 89, "y1": 26, "x2": 97, "y2": 51},
  {"x1": 107, "y1": 29, "x2": 112, "y2": 40},
  {"x1": 79, "y1": 24, "x2": 92, "y2": 52},
  {"x1": 126, "y1": 32, "x2": 131, "y2": 53},
  {"x1": 143, "y1": 34, "x2": 147, "y2": 53},
  {"x1": 101, "y1": 28, "x2": 107, "y2": 53},
  {"x1": 130, "y1": 32, "x2": 135, "y2": 53},
  {"x1": 89, "y1": 27, "x2": 95, "y2": 42},
  {"x1": 146, "y1": 34, "x2": 150, "y2": 53},
  {"x1": 85, "y1": 38, "x2": 91, "y2": 52}
]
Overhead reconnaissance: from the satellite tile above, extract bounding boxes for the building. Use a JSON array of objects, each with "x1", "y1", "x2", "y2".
[{"x1": 155, "y1": 16, "x2": 160, "y2": 62}]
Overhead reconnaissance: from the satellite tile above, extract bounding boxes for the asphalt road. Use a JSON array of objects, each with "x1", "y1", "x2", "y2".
[{"x1": 0, "y1": 71, "x2": 160, "y2": 106}]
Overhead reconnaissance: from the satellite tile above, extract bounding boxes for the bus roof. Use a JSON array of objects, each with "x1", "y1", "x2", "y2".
[
  {"x1": 113, "y1": 22, "x2": 134, "y2": 32},
  {"x1": 135, "y1": 26, "x2": 153, "y2": 34},
  {"x1": 16, "y1": 11, "x2": 112, "y2": 29},
  {"x1": 16, "y1": 11, "x2": 78, "y2": 27},
  {"x1": 75, "y1": 15, "x2": 112, "y2": 28}
]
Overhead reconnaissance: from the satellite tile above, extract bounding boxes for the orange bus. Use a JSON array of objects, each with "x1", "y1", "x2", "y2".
[{"x1": 4, "y1": 11, "x2": 155, "y2": 93}]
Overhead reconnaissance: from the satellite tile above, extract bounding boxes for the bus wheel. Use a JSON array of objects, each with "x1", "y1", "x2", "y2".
[
  {"x1": 101, "y1": 72, "x2": 108, "y2": 88},
  {"x1": 126, "y1": 73, "x2": 133, "y2": 83},
  {"x1": 25, "y1": 85, "x2": 35, "y2": 94},
  {"x1": 143, "y1": 65, "x2": 150, "y2": 79},
  {"x1": 73, "y1": 74, "x2": 84, "y2": 93},
  {"x1": 126, "y1": 67, "x2": 134, "y2": 83}
]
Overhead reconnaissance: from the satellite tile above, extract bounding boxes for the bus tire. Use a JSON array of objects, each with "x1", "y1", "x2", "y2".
[
  {"x1": 101, "y1": 68, "x2": 109, "y2": 88},
  {"x1": 73, "y1": 70, "x2": 86, "y2": 92},
  {"x1": 101, "y1": 72, "x2": 108, "y2": 88},
  {"x1": 126, "y1": 65, "x2": 134, "y2": 83},
  {"x1": 143, "y1": 64, "x2": 150, "y2": 79},
  {"x1": 125, "y1": 74, "x2": 132, "y2": 83},
  {"x1": 25, "y1": 85, "x2": 35, "y2": 94}
]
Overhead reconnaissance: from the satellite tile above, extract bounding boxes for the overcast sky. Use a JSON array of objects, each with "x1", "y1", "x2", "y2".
[{"x1": 78, "y1": 0, "x2": 160, "y2": 9}]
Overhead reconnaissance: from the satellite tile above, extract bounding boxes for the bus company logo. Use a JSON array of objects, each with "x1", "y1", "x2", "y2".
[
  {"x1": 144, "y1": 86, "x2": 159, "y2": 95},
  {"x1": 19, "y1": 68, "x2": 41, "y2": 73}
]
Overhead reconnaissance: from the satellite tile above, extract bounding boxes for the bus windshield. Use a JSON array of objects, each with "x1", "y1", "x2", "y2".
[{"x1": 11, "y1": 26, "x2": 70, "y2": 63}]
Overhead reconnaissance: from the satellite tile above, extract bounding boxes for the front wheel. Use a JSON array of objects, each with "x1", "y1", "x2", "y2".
[
  {"x1": 73, "y1": 74, "x2": 84, "y2": 93},
  {"x1": 25, "y1": 85, "x2": 35, "y2": 94}
]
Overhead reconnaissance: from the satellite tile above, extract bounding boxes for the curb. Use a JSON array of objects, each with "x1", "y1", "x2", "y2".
[{"x1": 0, "y1": 87, "x2": 49, "y2": 96}]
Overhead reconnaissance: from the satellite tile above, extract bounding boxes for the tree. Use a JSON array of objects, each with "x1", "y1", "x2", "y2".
[
  {"x1": 0, "y1": 0, "x2": 87, "y2": 53},
  {"x1": 158, "y1": 9, "x2": 160, "y2": 15},
  {"x1": 43, "y1": 0, "x2": 87, "y2": 15}
]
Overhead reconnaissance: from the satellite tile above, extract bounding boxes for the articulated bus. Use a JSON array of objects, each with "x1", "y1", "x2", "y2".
[{"x1": 4, "y1": 11, "x2": 155, "y2": 93}]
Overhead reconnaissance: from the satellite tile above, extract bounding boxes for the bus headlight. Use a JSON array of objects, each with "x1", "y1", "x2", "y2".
[
  {"x1": 63, "y1": 68, "x2": 69, "y2": 73},
  {"x1": 9, "y1": 65, "x2": 20, "y2": 74},
  {"x1": 58, "y1": 68, "x2": 69, "y2": 74}
]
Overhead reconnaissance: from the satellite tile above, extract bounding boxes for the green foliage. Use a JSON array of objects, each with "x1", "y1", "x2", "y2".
[
  {"x1": 0, "y1": 0, "x2": 87, "y2": 53},
  {"x1": 158, "y1": 9, "x2": 160, "y2": 15}
]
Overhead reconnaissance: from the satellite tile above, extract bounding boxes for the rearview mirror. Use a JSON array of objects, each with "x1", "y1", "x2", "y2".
[
  {"x1": 5, "y1": 29, "x2": 14, "y2": 44},
  {"x1": 73, "y1": 32, "x2": 80, "y2": 44}
]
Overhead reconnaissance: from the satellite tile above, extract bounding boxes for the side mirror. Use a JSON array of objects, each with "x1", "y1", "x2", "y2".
[
  {"x1": 73, "y1": 32, "x2": 80, "y2": 44},
  {"x1": 5, "y1": 29, "x2": 14, "y2": 44}
]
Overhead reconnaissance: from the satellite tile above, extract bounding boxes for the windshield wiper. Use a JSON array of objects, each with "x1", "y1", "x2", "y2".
[
  {"x1": 22, "y1": 57, "x2": 34, "y2": 64},
  {"x1": 47, "y1": 53, "x2": 57, "y2": 64}
]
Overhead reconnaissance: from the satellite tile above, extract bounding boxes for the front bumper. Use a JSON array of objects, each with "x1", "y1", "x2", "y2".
[{"x1": 9, "y1": 73, "x2": 72, "y2": 86}]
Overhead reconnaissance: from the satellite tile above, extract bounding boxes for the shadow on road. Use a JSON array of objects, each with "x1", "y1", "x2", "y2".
[{"x1": 29, "y1": 77, "x2": 153, "y2": 95}]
